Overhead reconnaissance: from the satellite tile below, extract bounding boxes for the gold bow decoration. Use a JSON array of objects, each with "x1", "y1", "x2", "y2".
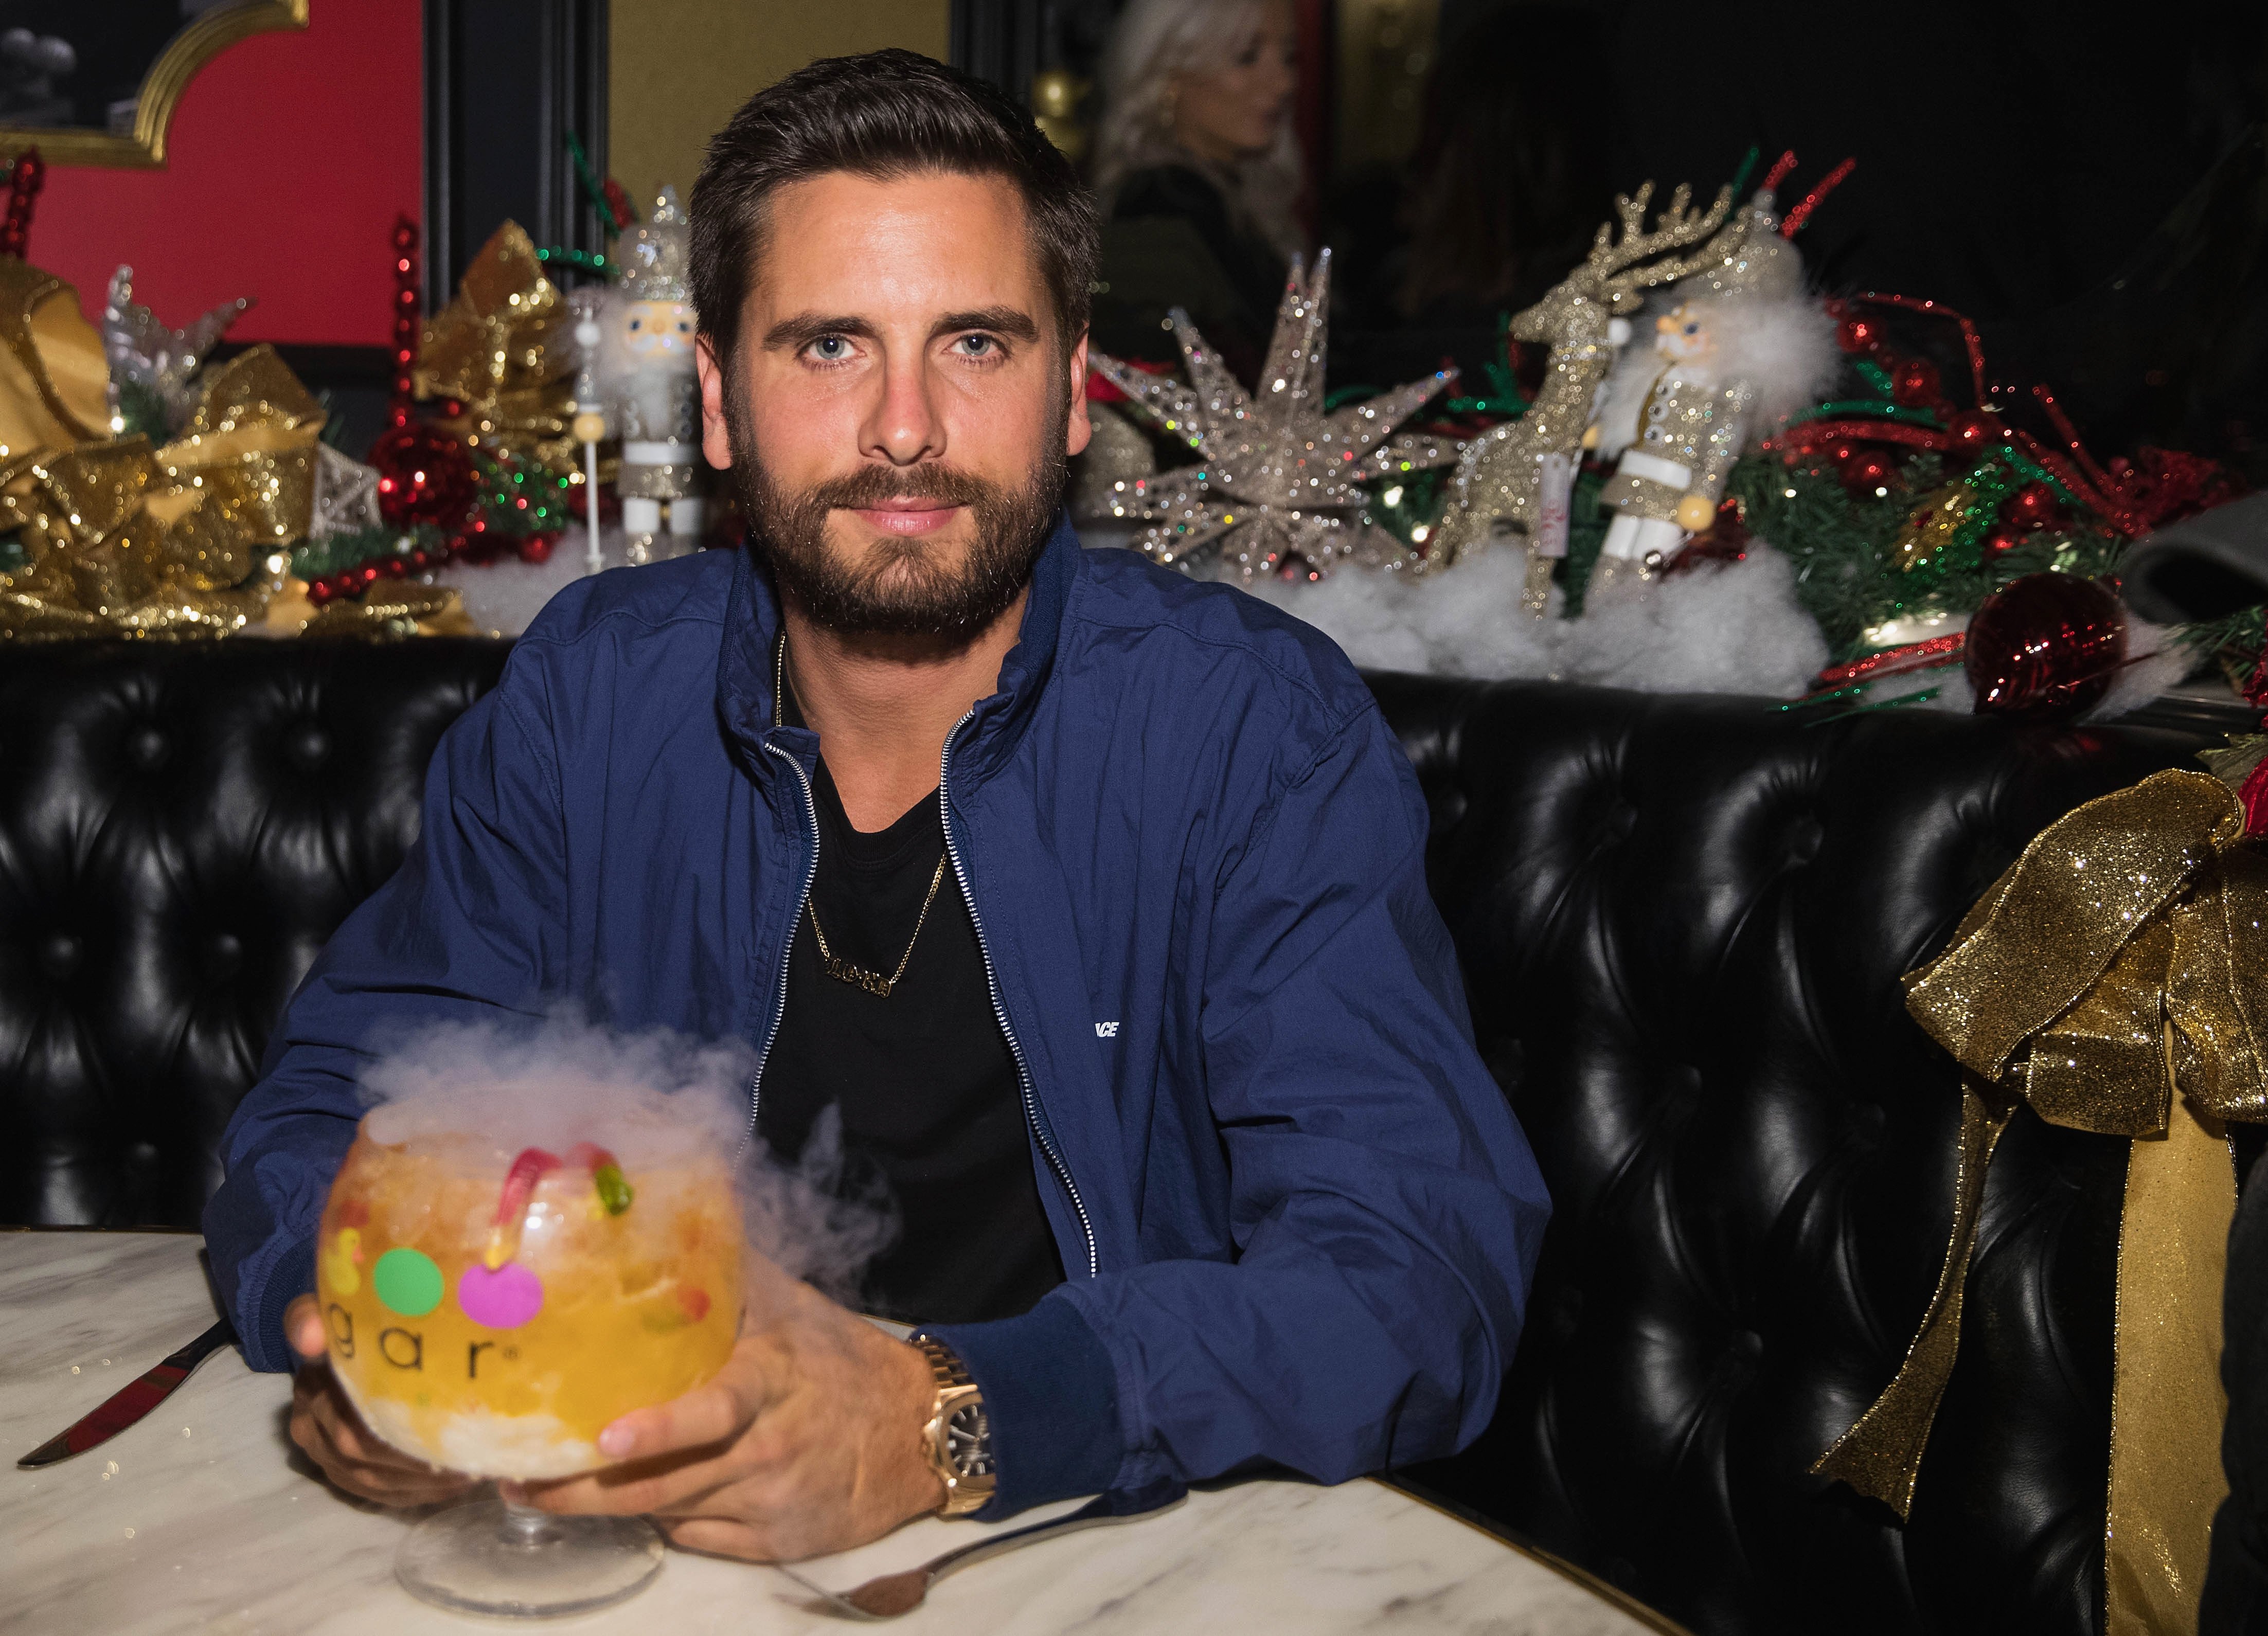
[
  {"x1": 1814, "y1": 767, "x2": 2264, "y2": 1635},
  {"x1": 414, "y1": 220, "x2": 576, "y2": 476},
  {"x1": 0, "y1": 258, "x2": 458, "y2": 638}
]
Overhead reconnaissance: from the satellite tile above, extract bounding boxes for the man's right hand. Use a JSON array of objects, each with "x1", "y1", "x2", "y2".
[{"x1": 284, "y1": 1292, "x2": 476, "y2": 1506}]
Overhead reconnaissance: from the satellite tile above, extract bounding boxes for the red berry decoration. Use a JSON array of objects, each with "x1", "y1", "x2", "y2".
[
  {"x1": 368, "y1": 423, "x2": 479, "y2": 529},
  {"x1": 1890, "y1": 357, "x2": 1941, "y2": 408},
  {"x1": 1965, "y1": 573, "x2": 2127, "y2": 722},
  {"x1": 1945, "y1": 408, "x2": 2004, "y2": 452},
  {"x1": 1836, "y1": 315, "x2": 1880, "y2": 354},
  {"x1": 2005, "y1": 480, "x2": 2060, "y2": 531},
  {"x1": 1982, "y1": 522, "x2": 2027, "y2": 558},
  {"x1": 1841, "y1": 452, "x2": 1896, "y2": 495}
]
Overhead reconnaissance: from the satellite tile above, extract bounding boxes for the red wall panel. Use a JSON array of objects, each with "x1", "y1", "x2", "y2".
[{"x1": 31, "y1": 0, "x2": 421, "y2": 348}]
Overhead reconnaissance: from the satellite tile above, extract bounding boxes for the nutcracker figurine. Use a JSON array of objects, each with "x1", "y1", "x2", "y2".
[
  {"x1": 580, "y1": 186, "x2": 705, "y2": 563},
  {"x1": 1585, "y1": 189, "x2": 1831, "y2": 604}
]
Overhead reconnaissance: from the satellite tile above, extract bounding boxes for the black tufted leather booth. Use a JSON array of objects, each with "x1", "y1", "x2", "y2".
[
  {"x1": 0, "y1": 640, "x2": 2233, "y2": 1633},
  {"x1": 1373, "y1": 675, "x2": 2230, "y2": 1636},
  {"x1": 0, "y1": 641, "x2": 511, "y2": 1227}
]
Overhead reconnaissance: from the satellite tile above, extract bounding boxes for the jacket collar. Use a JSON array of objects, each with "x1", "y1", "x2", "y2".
[{"x1": 715, "y1": 514, "x2": 1081, "y2": 787}]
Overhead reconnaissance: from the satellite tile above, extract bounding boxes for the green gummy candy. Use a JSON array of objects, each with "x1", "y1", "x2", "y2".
[
  {"x1": 373, "y1": 1247, "x2": 444, "y2": 1317},
  {"x1": 593, "y1": 1163, "x2": 634, "y2": 1216}
]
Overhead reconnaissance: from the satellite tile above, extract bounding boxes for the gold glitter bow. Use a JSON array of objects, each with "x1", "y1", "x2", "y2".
[
  {"x1": 0, "y1": 343, "x2": 334, "y2": 635},
  {"x1": 414, "y1": 220, "x2": 576, "y2": 476},
  {"x1": 0, "y1": 287, "x2": 456, "y2": 638},
  {"x1": 1815, "y1": 768, "x2": 2259, "y2": 1635}
]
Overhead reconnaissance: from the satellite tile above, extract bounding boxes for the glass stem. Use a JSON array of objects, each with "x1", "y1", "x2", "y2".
[{"x1": 498, "y1": 1495, "x2": 561, "y2": 1549}]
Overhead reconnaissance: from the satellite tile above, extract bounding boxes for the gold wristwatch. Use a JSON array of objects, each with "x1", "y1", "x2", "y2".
[{"x1": 912, "y1": 1336, "x2": 995, "y2": 1517}]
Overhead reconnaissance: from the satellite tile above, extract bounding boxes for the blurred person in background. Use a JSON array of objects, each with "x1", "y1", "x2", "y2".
[
  {"x1": 1396, "y1": 3, "x2": 1615, "y2": 329},
  {"x1": 1317, "y1": 1, "x2": 1615, "y2": 392},
  {"x1": 1087, "y1": 0, "x2": 1302, "y2": 383}
]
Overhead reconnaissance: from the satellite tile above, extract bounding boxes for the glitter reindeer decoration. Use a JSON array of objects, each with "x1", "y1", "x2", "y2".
[{"x1": 1426, "y1": 183, "x2": 1747, "y2": 610}]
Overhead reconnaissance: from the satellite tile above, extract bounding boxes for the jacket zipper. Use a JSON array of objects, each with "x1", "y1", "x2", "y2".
[
  {"x1": 940, "y1": 708, "x2": 1100, "y2": 1280},
  {"x1": 741, "y1": 739, "x2": 821, "y2": 1157}
]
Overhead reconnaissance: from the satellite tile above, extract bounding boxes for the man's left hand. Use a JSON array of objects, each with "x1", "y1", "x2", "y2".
[{"x1": 519, "y1": 1267, "x2": 946, "y2": 1561}]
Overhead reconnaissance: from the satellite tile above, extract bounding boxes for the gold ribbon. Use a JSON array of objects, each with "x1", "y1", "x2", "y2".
[
  {"x1": 414, "y1": 220, "x2": 575, "y2": 476},
  {"x1": 1814, "y1": 768, "x2": 2260, "y2": 1635},
  {"x1": 0, "y1": 268, "x2": 461, "y2": 639}
]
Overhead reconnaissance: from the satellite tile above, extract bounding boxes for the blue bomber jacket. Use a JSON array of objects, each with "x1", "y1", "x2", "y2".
[{"x1": 204, "y1": 519, "x2": 1550, "y2": 1515}]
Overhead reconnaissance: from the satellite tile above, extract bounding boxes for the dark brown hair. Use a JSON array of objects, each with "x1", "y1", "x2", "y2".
[{"x1": 691, "y1": 49, "x2": 1099, "y2": 363}]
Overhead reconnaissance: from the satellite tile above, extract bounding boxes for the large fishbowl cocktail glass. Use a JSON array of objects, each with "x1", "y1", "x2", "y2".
[{"x1": 317, "y1": 1105, "x2": 742, "y2": 1616}]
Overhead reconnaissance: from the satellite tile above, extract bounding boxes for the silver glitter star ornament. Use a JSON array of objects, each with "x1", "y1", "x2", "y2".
[
  {"x1": 1090, "y1": 248, "x2": 1463, "y2": 579},
  {"x1": 101, "y1": 265, "x2": 254, "y2": 433},
  {"x1": 308, "y1": 442, "x2": 384, "y2": 541}
]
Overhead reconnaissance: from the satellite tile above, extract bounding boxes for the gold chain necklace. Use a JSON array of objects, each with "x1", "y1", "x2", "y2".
[
  {"x1": 808, "y1": 855, "x2": 948, "y2": 999},
  {"x1": 779, "y1": 634, "x2": 951, "y2": 1000}
]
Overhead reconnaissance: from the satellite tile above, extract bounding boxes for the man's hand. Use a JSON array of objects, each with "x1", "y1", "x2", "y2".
[
  {"x1": 520, "y1": 1267, "x2": 947, "y2": 1561},
  {"x1": 283, "y1": 1292, "x2": 477, "y2": 1507}
]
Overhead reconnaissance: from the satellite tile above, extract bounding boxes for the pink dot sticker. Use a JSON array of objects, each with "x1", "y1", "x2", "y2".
[{"x1": 458, "y1": 1262, "x2": 544, "y2": 1329}]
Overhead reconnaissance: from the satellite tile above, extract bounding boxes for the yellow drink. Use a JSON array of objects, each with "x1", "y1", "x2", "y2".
[{"x1": 316, "y1": 1117, "x2": 741, "y2": 1479}]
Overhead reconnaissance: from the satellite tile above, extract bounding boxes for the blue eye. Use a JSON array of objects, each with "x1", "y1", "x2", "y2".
[
  {"x1": 812, "y1": 336, "x2": 847, "y2": 359},
  {"x1": 958, "y1": 335, "x2": 995, "y2": 356}
]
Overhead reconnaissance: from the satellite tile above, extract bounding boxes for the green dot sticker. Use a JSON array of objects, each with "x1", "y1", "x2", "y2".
[{"x1": 373, "y1": 1248, "x2": 444, "y2": 1317}]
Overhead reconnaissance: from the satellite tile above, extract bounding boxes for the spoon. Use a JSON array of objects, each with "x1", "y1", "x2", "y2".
[{"x1": 774, "y1": 1483, "x2": 1183, "y2": 1621}]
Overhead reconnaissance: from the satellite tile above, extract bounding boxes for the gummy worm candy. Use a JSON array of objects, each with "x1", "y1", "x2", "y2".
[
  {"x1": 566, "y1": 1142, "x2": 635, "y2": 1216},
  {"x1": 484, "y1": 1147, "x2": 562, "y2": 1269}
]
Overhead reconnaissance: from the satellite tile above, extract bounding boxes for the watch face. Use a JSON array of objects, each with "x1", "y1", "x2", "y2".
[{"x1": 945, "y1": 1401, "x2": 994, "y2": 1479}]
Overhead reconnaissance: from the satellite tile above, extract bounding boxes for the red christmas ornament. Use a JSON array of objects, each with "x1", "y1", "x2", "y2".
[
  {"x1": 1841, "y1": 452, "x2": 1896, "y2": 494},
  {"x1": 1890, "y1": 357, "x2": 1941, "y2": 408},
  {"x1": 1836, "y1": 315, "x2": 1880, "y2": 354},
  {"x1": 368, "y1": 423, "x2": 478, "y2": 529},
  {"x1": 517, "y1": 531, "x2": 555, "y2": 565},
  {"x1": 1945, "y1": 408, "x2": 2003, "y2": 452},
  {"x1": 1965, "y1": 573, "x2": 2127, "y2": 722},
  {"x1": 2005, "y1": 480, "x2": 2060, "y2": 531},
  {"x1": 1826, "y1": 438, "x2": 1861, "y2": 469},
  {"x1": 1982, "y1": 522, "x2": 2027, "y2": 558}
]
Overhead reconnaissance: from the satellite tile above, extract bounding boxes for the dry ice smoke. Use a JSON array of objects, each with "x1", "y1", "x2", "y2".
[{"x1": 358, "y1": 1013, "x2": 897, "y2": 1304}]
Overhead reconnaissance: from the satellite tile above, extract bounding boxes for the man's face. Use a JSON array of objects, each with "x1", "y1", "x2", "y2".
[{"x1": 698, "y1": 169, "x2": 1092, "y2": 637}]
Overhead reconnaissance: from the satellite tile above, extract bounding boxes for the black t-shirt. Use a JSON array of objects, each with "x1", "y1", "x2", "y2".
[{"x1": 757, "y1": 686, "x2": 1065, "y2": 1326}]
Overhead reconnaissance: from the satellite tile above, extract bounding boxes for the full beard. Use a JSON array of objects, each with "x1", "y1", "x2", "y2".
[{"x1": 725, "y1": 384, "x2": 1067, "y2": 639}]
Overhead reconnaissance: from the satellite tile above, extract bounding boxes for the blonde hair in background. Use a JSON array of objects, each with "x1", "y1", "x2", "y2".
[{"x1": 1093, "y1": 0, "x2": 1305, "y2": 260}]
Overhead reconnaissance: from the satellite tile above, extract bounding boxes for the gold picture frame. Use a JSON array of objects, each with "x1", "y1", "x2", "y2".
[{"x1": 0, "y1": 0, "x2": 311, "y2": 169}]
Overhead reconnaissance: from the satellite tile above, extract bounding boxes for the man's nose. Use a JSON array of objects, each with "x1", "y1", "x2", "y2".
[{"x1": 860, "y1": 350, "x2": 946, "y2": 468}]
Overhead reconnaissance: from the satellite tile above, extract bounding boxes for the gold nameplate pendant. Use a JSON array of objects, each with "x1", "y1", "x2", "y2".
[{"x1": 819, "y1": 952, "x2": 897, "y2": 999}]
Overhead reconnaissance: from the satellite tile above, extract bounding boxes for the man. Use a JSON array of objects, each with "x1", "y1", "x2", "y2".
[{"x1": 205, "y1": 49, "x2": 1548, "y2": 1561}]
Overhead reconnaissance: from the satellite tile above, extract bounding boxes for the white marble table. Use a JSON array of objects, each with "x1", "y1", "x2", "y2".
[{"x1": 1, "y1": 1231, "x2": 1677, "y2": 1635}]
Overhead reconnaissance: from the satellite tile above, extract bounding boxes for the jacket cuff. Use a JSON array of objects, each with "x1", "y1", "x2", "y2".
[
  {"x1": 922, "y1": 1293, "x2": 1121, "y2": 1519},
  {"x1": 251, "y1": 1238, "x2": 316, "y2": 1374}
]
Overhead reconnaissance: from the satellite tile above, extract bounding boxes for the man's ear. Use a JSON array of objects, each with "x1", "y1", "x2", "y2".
[
  {"x1": 696, "y1": 335, "x2": 734, "y2": 471},
  {"x1": 1065, "y1": 331, "x2": 1092, "y2": 458}
]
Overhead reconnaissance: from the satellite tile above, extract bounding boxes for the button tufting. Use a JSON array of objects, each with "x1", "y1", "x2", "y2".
[
  {"x1": 287, "y1": 724, "x2": 331, "y2": 770},
  {"x1": 40, "y1": 932, "x2": 80, "y2": 978},
  {"x1": 1782, "y1": 813, "x2": 1825, "y2": 865},
  {"x1": 1605, "y1": 799, "x2": 1638, "y2": 841},
  {"x1": 209, "y1": 932, "x2": 243, "y2": 979},
  {"x1": 127, "y1": 725, "x2": 168, "y2": 770}
]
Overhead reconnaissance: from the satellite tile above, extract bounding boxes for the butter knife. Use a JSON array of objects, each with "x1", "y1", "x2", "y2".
[{"x1": 17, "y1": 1317, "x2": 236, "y2": 1468}]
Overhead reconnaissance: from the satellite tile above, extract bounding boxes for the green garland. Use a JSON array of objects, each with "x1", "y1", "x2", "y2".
[{"x1": 1724, "y1": 453, "x2": 2120, "y2": 662}]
